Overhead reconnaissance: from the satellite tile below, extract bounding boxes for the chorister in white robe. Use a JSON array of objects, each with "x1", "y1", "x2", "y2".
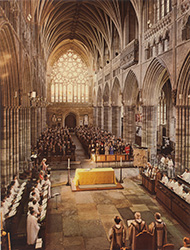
[
  {"x1": 27, "y1": 213, "x2": 40, "y2": 245},
  {"x1": 161, "y1": 175, "x2": 168, "y2": 185},
  {"x1": 186, "y1": 193, "x2": 190, "y2": 203},
  {"x1": 44, "y1": 179, "x2": 51, "y2": 199}
]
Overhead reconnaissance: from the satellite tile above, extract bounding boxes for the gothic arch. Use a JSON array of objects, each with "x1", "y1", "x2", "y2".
[
  {"x1": 93, "y1": 89, "x2": 97, "y2": 106},
  {"x1": 22, "y1": 55, "x2": 32, "y2": 107},
  {"x1": 176, "y1": 51, "x2": 190, "y2": 106},
  {"x1": 175, "y1": 51, "x2": 190, "y2": 172},
  {"x1": 142, "y1": 58, "x2": 171, "y2": 105},
  {"x1": 97, "y1": 86, "x2": 102, "y2": 107},
  {"x1": 111, "y1": 77, "x2": 121, "y2": 106},
  {"x1": 0, "y1": 22, "x2": 19, "y2": 106},
  {"x1": 103, "y1": 83, "x2": 110, "y2": 105},
  {"x1": 123, "y1": 70, "x2": 139, "y2": 106}
]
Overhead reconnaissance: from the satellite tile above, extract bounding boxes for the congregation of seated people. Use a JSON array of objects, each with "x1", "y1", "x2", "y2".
[
  {"x1": 75, "y1": 125, "x2": 133, "y2": 158},
  {"x1": 34, "y1": 126, "x2": 76, "y2": 161}
]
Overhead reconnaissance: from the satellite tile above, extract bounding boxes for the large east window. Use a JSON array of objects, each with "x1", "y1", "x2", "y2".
[{"x1": 51, "y1": 50, "x2": 89, "y2": 103}]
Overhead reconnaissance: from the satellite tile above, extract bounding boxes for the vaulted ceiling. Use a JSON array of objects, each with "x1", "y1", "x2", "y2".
[{"x1": 35, "y1": 0, "x2": 141, "y2": 68}]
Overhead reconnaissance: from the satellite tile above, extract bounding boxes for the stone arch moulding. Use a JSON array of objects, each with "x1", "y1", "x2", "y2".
[
  {"x1": 22, "y1": 55, "x2": 32, "y2": 106},
  {"x1": 176, "y1": 51, "x2": 190, "y2": 106},
  {"x1": 142, "y1": 58, "x2": 171, "y2": 106},
  {"x1": 64, "y1": 112, "x2": 77, "y2": 128},
  {"x1": 123, "y1": 70, "x2": 139, "y2": 106},
  {"x1": 63, "y1": 111, "x2": 79, "y2": 127},
  {"x1": 97, "y1": 86, "x2": 102, "y2": 107},
  {"x1": 93, "y1": 89, "x2": 97, "y2": 106},
  {"x1": 0, "y1": 22, "x2": 19, "y2": 106},
  {"x1": 103, "y1": 82, "x2": 110, "y2": 106},
  {"x1": 111, "y1": 77, "x2": 121, "y2": 106},
  {"x1": 175, "y1": 50, "x2": 190, "y2": 172}
]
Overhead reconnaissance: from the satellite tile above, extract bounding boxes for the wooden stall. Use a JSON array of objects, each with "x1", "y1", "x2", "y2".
[
  {"x1": 142, "y1": 173, "x2": 155, "y2": 194},
  {"x1": 156, "y1": 181, "x2": 190, "y2": 233},
  {"x1": 94, "y1": 154, "x2": 132, "y2": 163}
]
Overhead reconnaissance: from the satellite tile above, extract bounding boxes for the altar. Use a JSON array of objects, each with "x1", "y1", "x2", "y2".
[{"x1": 74, "y1": 168, "x2": 117, "y2": 186}]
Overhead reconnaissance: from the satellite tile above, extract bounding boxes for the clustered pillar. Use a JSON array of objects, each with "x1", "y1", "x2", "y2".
[
  {"x1": 112, "y1": 106, "x2": 121, "y2": 137},
  {"x1": 103, "y1": 105, "x2": 111, "y2": 132},
  {"x1": 123, "y1": 105, "x2": 136, "y2": 144},
  {"x1": 0, "y1": 102, "x2": 47, "y2": 188},
  {"x1": 1, "y1": 107, "x2": 20, "y2": 186},
  {"x1": 141, "y1": 105, "x2": 157, "y2": 158},
  {"x1": 175, "y1": 106, "x2": 190, "y2": 174}
]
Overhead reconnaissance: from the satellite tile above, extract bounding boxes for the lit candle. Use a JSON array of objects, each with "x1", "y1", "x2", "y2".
[{"x1": 8, "y1": 232, "x2": 11, "y2": 250}]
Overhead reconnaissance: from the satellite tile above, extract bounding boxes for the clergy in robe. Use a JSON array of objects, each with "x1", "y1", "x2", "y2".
[
  {"x1": 149, "y1": 212, "x2": 167, "y2": 250},
  {"x1": 128, "y1": 212, "x2": 147, "y2": 250},
  {"x1": 27, "y1": 210, "x2": 40, "y2": 245}
]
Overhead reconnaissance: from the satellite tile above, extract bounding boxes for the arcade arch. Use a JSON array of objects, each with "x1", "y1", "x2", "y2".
[
  {"x1": 111, "y1": 78, "x2": 122, "y2": 137},
  {"x1": 142, "y1": 58, "x2": 175, "y2": 160},
  {"x1": 123, "y1": 70, "x2": 139, "y2": 144}
]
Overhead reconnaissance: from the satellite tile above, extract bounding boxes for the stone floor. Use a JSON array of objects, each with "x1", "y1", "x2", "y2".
[
  {"x1": 44, "y1": 136, "x2": 188, "y2": 250},
  {"x1": 11, "y1": 136, "x2": 189, "y2": 250}
]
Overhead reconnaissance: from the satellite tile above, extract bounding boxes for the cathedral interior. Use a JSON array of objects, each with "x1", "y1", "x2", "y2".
[{"x1": 0, "y1": 0, "x2": 190, "y2": 249}]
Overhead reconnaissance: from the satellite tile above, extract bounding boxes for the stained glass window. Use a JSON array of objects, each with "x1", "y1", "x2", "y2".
[{"x1": 51, "y1": 49, "x2": 89, "y2": 103}]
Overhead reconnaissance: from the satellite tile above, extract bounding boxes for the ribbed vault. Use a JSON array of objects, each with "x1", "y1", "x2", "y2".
[{"x1": 35, "y1": 0, "x2": 139, "y2": 67}]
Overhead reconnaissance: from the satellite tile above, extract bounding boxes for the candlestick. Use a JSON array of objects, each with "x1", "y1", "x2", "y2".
[{"x1": 8, "y1": 232, "x2": 11, "y2": 250}]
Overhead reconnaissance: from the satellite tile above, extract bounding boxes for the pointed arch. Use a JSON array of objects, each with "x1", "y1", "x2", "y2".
[
  {"x1": 0, "y1": 22, "x2": 19, "y2": 106},
  {"x1": 103, "y1": 82, "x2": 110, "y2": 105},
  {"x1": 142, "y1": 58, "x2": 171, "y2": 105},
  {"x1": 111, "y1": 77, "x2": 121, "y2": 106},
  {"x1": 123, "y1": 70, "x2": 139, "y2": 106},
  {"x1": 176, "y1": 51, "x2": 190, "y2": 106},
  {"x1": 97, "y1": 86, "x2": 102, "y2": 106}
]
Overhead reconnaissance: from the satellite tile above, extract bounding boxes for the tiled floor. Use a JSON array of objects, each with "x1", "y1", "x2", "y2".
[
  {"x1": 44, "y1": 136, "x2": 189, "y2": 250},
  {"x1": 11, "y1": 136, "x2": 189, "y2": 250},
  {"x1": 45, "y1": 169, "x2": 188, "y2": 250}
]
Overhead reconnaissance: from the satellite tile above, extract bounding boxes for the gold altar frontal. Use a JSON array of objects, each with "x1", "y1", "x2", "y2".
[{"x1": 74, "y1": 168, "x2": 117, "y2": 186}]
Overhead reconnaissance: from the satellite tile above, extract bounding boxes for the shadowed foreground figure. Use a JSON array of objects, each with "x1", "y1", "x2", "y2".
[
  {"x1": 149, "y1": 212, "x2": 167, "y2": 250},
  {"x1": 128, "y1": 212, "x2": 147, "y2": 250},
  {"x1": 109, "y1": 216, "x2": 127, "y2": 250}
]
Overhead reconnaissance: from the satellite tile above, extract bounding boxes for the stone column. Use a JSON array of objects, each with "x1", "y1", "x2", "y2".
[
  {"x1": 6, "y1": 108, "x2": 10, "y2": 184},
  {"x1": 0, "y1": 107, "x2": 7, "y2": 187},
  {"x1": 37, "y1": 107, "x2": 42, "y2": 138},
  {"x1": 97, "y1": 106, "x2": 102, "y2": 129},
  {"x1": 123, "y1": 105, "x2": 136, "y2": 144},
  {"x1": 141, "y1": 105, "x2": 157, "y2": 158},
  {"x1": 9, "y1": 108, "x2": 13, "y2": 181},
  {"x1": 93, "y1": 106, "x2": 97, "y2": 127},
  {"x1": 112, "y1": 106, "x2": 121, "y2": 137},
  {"x1": 26, "y1": 107, "x2": 31, "y2": 160},
  {"x1": 19, "y1": 108, "x2": 24, "y2": 172},
  {"x1": 13, "y1": 107, "x2": 19, "y2": 176},
  {"x1": 175, "y1": 106, "x2": 190, "y2": 174},
  {"x1": 103, "y1": 105, "x2": 111, "y2": 132},
  {"x1": 41, "y1": 107, "x2": 46, "y2": 132},
  {"x1": 31, "y1": 107, "x2": 37, "y2": 147}
]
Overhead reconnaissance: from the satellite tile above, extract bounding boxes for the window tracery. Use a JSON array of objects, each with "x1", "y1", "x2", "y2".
[{"x1": 51, "y1": 49, "x2": 89, "y2": 103}]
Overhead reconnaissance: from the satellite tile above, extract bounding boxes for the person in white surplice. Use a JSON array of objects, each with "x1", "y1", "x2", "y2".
[{"x1": 27, "y1": 210, "x2": 40, "y2": 245}]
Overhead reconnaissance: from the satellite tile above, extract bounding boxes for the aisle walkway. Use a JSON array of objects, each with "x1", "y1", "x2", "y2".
[
  {"x1": 45, "y1": 168, "x2": 188, "y2": 250},
  {"x1": 71, "y1": 135, "x2": 88, "y2": 162}
]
